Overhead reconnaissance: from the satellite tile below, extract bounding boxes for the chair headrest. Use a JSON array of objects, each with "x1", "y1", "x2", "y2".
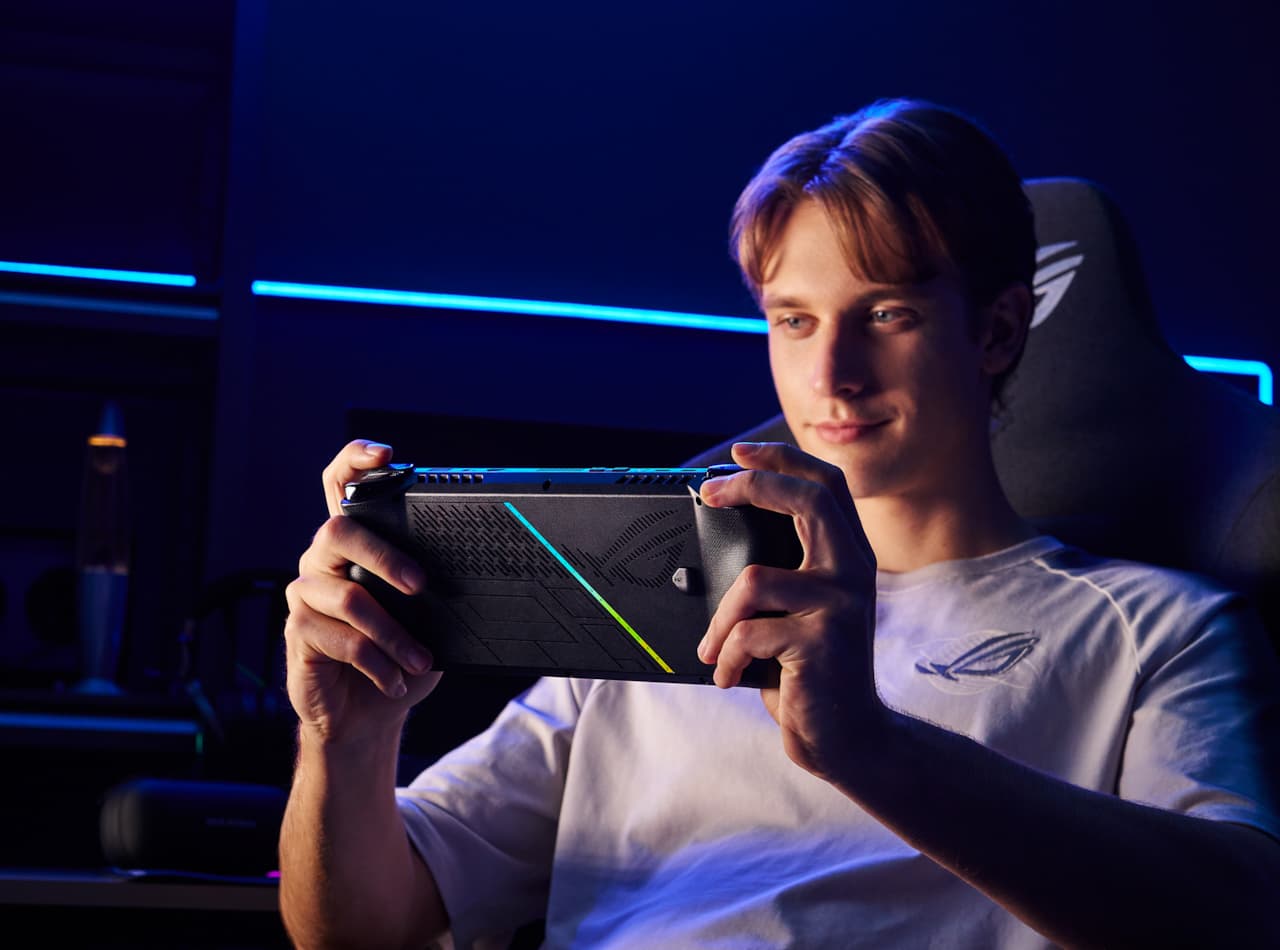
[{"x1": 997, "y1": 180, "x2": 1280, "y2": 608}]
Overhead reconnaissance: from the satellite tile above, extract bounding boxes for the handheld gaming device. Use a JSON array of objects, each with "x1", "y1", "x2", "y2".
[{"x1": 342, "y1": 463, "x2": 804, "y2": 688}]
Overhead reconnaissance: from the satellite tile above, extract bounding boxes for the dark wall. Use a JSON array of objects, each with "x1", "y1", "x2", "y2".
[
  {"x1": 0, "y1": 0, "x2": 1276, "y2": 763},
  {"x1": 0, "y1": 2, "x2": 233, "y2": 276},
  {"x1": 248, "y1": 0, "x2": 1279, "y2": 360}
]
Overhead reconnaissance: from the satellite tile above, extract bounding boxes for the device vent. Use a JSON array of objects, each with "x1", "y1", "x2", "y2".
[
  {"x1": 420, "y1": 472, "x2": 485, "y2": 484},
  {"x1": 410, "y1": 503, "x2": 562, "y2": 579},
  {"x1": 615, "y1": 473, "x2": 695, "y2": 486}
]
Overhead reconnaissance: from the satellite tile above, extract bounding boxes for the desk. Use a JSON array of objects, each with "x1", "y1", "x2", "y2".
[{"x1": 0, "y1": 868, "x2": 289, "y2": 948}]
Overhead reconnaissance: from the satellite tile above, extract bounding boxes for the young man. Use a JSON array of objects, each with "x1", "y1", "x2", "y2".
[{"x1": 279, "y1": 99, "x2": 1280, "y2": 948}]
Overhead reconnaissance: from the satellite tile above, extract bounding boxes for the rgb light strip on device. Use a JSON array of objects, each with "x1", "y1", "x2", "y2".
[{"x1": 502, "y1": 502, "x2": 675, "y2": 673}]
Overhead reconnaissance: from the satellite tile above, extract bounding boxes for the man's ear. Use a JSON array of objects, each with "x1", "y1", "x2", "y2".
[{"x1": 980, "y1": 282, "x2": 1032, "y2": 377}]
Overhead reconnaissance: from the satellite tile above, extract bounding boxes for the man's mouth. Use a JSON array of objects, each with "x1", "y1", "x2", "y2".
[{"x1": 811, "y1": 420, "x2": 890, "y2": 444}]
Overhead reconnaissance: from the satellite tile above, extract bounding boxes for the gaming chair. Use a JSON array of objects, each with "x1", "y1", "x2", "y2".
[{"x1": 686, "y1": 177, "x2": 1280, "y2": 655}]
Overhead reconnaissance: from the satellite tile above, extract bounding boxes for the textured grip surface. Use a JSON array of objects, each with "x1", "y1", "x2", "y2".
[
  {"x1": 694, "y1": 501, "x2": 803, "y2": 609},
  {"x1": 694, "y1": 500, "x2": 803, "y2": 688}
]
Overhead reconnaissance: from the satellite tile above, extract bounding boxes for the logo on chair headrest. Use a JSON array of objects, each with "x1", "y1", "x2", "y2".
[{"x1": 1032, "y1": 241, "x2": 1085, "y2": 328}]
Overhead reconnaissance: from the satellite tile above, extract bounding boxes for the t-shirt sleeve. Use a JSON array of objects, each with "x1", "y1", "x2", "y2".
[
  {"x1": 396, "y1": 676, "x2": 592, "y2": 947},
  {"x1": 1119, "y1": 595, "x2": 1280, "y2": 840}
]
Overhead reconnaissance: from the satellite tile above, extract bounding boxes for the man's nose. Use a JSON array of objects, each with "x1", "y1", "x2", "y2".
[{"x1": 811, "y1": 330, "x2": 871, "y2": 396}]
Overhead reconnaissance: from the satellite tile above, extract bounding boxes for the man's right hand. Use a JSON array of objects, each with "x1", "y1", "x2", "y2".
[{"x1": 283, "y1": 439, "x2": 442, "y2": 746}]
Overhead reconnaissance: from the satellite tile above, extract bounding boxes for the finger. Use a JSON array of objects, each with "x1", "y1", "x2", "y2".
[
  {"x1": 712, "y1": 615, "x2": 794, "y2": 689},
  {"x1": 301, "y1": 515, "x2": 426, "y2": 596},
  {"x1": 284, "y1": 595, "x2": 418, "y2": 698},
  {"x1": 323, "y1": 439, "x2": 394, "y2": 517},
  {"x1": 737, "y1": 441, "x2": 853, "y2": 500},
  {"x1": 757, "y1": 440, "x2": 875, "y2": 563},
  {"x1": 698, "y1": 563, "x2": 819, "y2": 665},
  {"x1": 700, "y1": 461, "x2": 863, "y2": 573},
  {"x1": 287, "y1": 574, "x2": 434, "y2": 679},
  {"x1": 728, "y1": 441, "x2": 871, "y2": 561}
]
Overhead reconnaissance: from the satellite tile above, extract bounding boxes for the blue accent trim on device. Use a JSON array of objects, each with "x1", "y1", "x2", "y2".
[
  {"x1": 1183, "y1": 355, "x2": 1274, "y2": 405},
  {"x1": 251, "y1": 280, "x2": 767, "y2": 334},
  {"x1": 0, "y1": 260, "x2": 197, "y2": 288}
]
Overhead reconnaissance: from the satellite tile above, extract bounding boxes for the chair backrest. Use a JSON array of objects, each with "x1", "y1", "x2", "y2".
[{"x1": 686, "y1": 178, "x2": 1280, "y2": 652}]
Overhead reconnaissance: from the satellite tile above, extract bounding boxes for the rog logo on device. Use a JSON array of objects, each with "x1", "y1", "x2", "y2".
[
  {"x1": 572, "y1": 510, "x2": 692, "y2": 589},
  {"x1": 1031, "y1": 241, "x2": 1085, "y2": 329}
]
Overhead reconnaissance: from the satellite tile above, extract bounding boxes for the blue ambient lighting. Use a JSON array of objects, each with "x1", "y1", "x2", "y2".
[
  {"x1": 0, "y1": 289, "x2": 217, "y2": 320},
  {"x1": 0, "y1": 712, "x2": 200, "y2": 735},
  {"x1": 1183, "y1": 356, "x2": 1274, "y2": 405},
  {"x1": 0, "y1": 259, "x2": 197, "y2": 288},
  {"x1": 249, "y1": 280, "x2": 1276, "y2": 404},
  {"x1": 250, "y1": 280, "x2": 766, "y2": 334}
]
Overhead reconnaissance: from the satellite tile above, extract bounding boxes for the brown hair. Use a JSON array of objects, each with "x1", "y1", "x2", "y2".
[{"x1": 730, "y1": 99, "x2": 1036, "y2": 402}]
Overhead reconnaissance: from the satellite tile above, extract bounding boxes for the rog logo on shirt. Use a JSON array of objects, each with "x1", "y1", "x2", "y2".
[{"x1": 915, "y1": 632, "x2": 1040, "y2": 681}]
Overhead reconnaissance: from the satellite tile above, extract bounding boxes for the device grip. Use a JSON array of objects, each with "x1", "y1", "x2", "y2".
[
  {"x1": 346, "y1": 561, "x2": 430, "y2": 642},
  {"x1": 694, "y1": 501, "x2": 803, "y2": 606},
  {"x1": 693, "y1": 500, "x2": 803, "y2": 688}
]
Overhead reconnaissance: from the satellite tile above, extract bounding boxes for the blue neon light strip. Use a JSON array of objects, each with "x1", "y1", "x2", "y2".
[
  {"x1": 251, "y1": 280, "x2": 1275, "y2": 404},
  {"x1": 0, "y1": 712, "x2": 200, "y2": 735},
  {"x1": 2, "y1": 264, "x2": 1274, "y2": 405},
  {"x1": 502, "y1": 502, "x2": 675, "y2": 673},
  {"x1": 0, "y1": 259, "x2": 196, "y2": 288},
  {"x1": 1184, "y1": 356, "x2": 1274, "y2": 405},
  {"x1": 251, "y1": 280, "x2": 765, "y2": 334},
  {"x1": 0, "y1": 289, "x2": 217, "y2": 320}
]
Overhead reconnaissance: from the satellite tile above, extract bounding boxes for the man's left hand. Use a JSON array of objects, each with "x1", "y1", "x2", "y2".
[{"x1": 696, "y1": 441, "x2": 884, "y2": 781}]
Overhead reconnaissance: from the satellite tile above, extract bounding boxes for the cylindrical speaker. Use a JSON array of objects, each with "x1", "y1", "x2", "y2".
[{"x1": 99, "y1": 778, "x2": 287, "y2": 876}]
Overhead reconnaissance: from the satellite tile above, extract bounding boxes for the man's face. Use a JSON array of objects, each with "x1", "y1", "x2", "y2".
[{"x1": 762, "y1": 200, "x2": 995, "y2": 502}]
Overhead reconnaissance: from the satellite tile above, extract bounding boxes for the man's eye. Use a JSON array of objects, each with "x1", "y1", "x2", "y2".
[
  {"x1": 869, "y1": 308, "x2": 914, "y2": 328},
  {"x1": 773, "y1": 314, "x2": 809, "y2": 331}
]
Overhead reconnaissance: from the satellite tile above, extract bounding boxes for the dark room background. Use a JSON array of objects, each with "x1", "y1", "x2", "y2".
[{"x1": 0, "y1": 0, "x2": 1276, "y2": 854}]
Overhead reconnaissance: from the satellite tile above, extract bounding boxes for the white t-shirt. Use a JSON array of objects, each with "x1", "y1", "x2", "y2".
[{"x1": 397, "y1": 536, "x2": 1280, "y2": 948}]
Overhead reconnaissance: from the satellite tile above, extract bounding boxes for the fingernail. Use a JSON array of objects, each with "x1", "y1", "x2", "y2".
[
  {"x1": 391, "y1": 677, "x2": 408, "y2": 698},
  {"x1": 697, "y1": 634, "x2": 709, "y2": 662},
  {"x1": 734, "y1": 442, "x2": 759, "y2": 455},
  {"x1": 405, "y1": 647, "x2": 432, "y2": 675},
  {"x1": 401, "y1": 563, "x2": 426, "y2": 592},
  {"x1": 364, "y1": 442, "x2": 392, "y2": 457}
]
